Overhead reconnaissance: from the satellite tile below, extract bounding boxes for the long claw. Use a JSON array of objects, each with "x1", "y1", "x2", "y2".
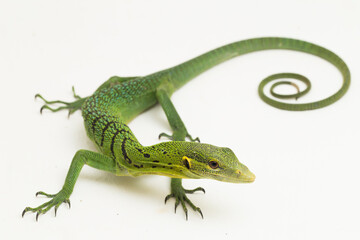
[
  {"x1": 35, "y1": 94, "x2": 70, "y2": 105},
  {"x1": 22, "y1": 190, "x2": 71, "y2": 220},
  {"x1": 180, "y1": 200, "x2": 188, "y2": 220},
  {"x1": 159, "y1": 132, "x2": 200, "y2": 143},
  {"x1": 164, "y1": 194, "x2": 174, "y2": 204},
  {"x1": 184, "y1": 195, "x2": 203, "y2": 219},
  {"x1": 35, "y1": 88, "x2": 87, "y2": 116},
  {"x1": 174, "y1": 199, "x2": 180, "y2": 213},
  {"x1": 72, "y1": 86, "x2": 82, "y2": 100},
  {"x1": 40, "y1": 105, "x2": 45, "y2": 114},
  {"x1": 165, "y1": 184, "x2": 205, "y2": 220},
  {"x1": 40, "y1": 105, "x2": 68, "y2": 114},
  {"x1": 158, "y1": 132, "x2": 173, "y2": 140},
  {"x1": 184, "y1": 187, "x2": 205, "y2": 194},
  {"x1": 36, "y1": 191, "x2": 56, "y2": 198},
  {"x1": 64, "y1": 199, "x2": 71, "y2": 209},
  {"x1": 22, "y1": 208, "x2": 27, "y2": 217},
  {"x1": 198, "y1": 208, "x2": 203, "y2": 219},
  {"x1": 54, "y1": 206, "x2": 58, "y2": 217},
  {"x1": 186, "y1": 134, "x2": 200, "y2": 143}
]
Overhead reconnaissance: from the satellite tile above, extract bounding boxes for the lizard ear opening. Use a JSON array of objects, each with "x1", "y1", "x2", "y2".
[{"x1": 182, "y1": 156, "x2": 191, "y2": 169}]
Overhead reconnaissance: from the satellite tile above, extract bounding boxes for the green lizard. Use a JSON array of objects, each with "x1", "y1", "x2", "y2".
[{"x1": 22, "y1": 37, "x2": 350, "y2": 221}]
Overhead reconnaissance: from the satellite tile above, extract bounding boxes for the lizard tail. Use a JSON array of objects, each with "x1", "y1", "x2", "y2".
[{"x1": 168, "y1": 37, "x2": 350, "y2": 111}]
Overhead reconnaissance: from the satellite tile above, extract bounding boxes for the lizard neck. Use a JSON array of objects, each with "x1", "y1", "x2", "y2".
[{"x1": 125, "y1": 141, "x2": 200, "y2": 179}]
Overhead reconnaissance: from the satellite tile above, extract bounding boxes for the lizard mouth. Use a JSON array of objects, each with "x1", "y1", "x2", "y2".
[
  {"x1": 237, "y1": 170, "x2": 256, "y2": 183},
  {"x1": 240, "y1": 176, "x2": 256, "y2": 183},
  {"x1": 214, "y1": 170, "x2": 256, "y2": 183},
  {"x1": 185, "y1": 167, "x2": 256, "y2": 183}
]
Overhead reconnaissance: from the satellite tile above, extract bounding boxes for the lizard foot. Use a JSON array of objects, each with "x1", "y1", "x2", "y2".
[
  {"x1": 22, "y1": 190, "x2": 71, "y2": 221},
  {"x1": 35, "y1": 86, "x2": 87, "y2": 117},
  {"x1": 164, "y1": 185, "x2": 205, "y2": 220},
  {"x1": 158, "y1": 132, "x2": 200, "y2": 143}
]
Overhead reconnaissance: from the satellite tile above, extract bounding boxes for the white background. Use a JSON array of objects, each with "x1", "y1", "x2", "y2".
[{"x1": 1, "y1": 0, "x2": 360, "y2": 239}]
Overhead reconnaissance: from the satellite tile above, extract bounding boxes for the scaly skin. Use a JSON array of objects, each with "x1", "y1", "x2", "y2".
[{"x1": 23, "y1": 37, "x2": 350, "y2": 221}]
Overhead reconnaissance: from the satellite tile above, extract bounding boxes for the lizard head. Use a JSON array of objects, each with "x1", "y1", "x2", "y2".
[
  {"x1": 178, "y1": 143, "x2": 256, "y2": 183},
  {"x1": 141, "y1": 141, "x2": 255, "y2": 183}
]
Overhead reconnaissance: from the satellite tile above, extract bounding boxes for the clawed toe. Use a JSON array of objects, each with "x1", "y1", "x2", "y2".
[
  {"x1": 64, "y1": 199, "x2": 71, "y2": 208},
  {"x1": 164, "y1": 193, "x2": 174, "y2": 204},
  {"x1": 36, "y1": 191, "x2": 56, "y2": 198},
  {"x1": 186, "y1": 134, "x2": 200, "y2": 143},
  {"x1": 164, "y1": 186, "x2": 205, "y2": 220},
  {"x1": 71, "y1": 86, "x2": 81, "y2": 100},
  {"x1": 158, "y1": 132, "x2": 200, "y2": 143},
  {"x1": 22, "y1": 204, "x2": 52, "y2": 221},
  {"x1": 35, "y1": 87, "x2": 87, "y2": 117},
  {"x1": 39, "y1": 104, "x2": 68, "y2": 114},
  {"x1": 158, "y1": 132, "x2": 173, "y2": 140},
  {"x1": 184, "y1": 187, "x2": 205, "y2": 194},
  {"x1": 22, "y1": 190, "x2": 71, "y2": 221},
  {"x1": 35, "y1": 94, "x2": 69, "y2": 105}
]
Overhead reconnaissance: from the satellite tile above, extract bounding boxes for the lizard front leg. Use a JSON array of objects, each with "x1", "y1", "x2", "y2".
[
  {"x1": 22, "y1": 150, "x2": 117, "y2": 221},
  {"x1": 156, "y1": 88, "x2": 204, "y2": 220},
  {"x1": 156, "y1": 88, "x2": 200, "y2": 143}
]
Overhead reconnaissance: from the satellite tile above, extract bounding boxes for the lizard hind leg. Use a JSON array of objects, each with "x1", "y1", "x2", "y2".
[{"x1": 35, "y1": 86, "x2": 87, "y2": 117}]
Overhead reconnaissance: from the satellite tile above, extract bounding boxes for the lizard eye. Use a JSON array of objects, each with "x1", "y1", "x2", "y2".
[{"x1": 209, "y1": 160, "x2": 219, "y2": 169}]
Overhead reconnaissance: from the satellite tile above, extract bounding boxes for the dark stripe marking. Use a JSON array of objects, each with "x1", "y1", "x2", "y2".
[
  {"x1": 144, "y1": 153, "x2": 150, "y2": 158},
  {"x1": 152, "y1": 160, "x2": 159, "y2": 163},
  {"x1": 121, "y1": 137, "x2": 132, "y2": 164},
  {"x1": 110, "y1": 129, "x2": 122, "y2": 159},
  {"x1": 100, "y1": 121, "x2": 116, "y2": 146},
  {"x1": 91, "y1": 114, "x2": 106, "y2": 134}
]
